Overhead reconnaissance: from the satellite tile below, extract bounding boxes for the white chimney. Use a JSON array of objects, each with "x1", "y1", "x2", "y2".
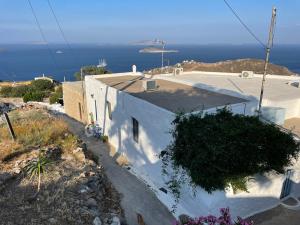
[{"x1": 132, "y1": 65, "x2": 137, "y2": 73}]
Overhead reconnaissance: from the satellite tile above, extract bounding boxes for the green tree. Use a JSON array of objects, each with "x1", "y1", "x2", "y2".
[
  {"x1": 31, "y1": 79, "x2": 54, "y2": 92},
  {"x1": 74, "y1": 66, "x2": 110, "y2": 81},
  {"x1": 23, "y1": 91, "x2": 45, "y2": 103}
]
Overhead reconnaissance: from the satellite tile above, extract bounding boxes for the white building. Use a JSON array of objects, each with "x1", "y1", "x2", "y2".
[{"x1": 84, "y1": 70, "x2": 300, "y2": 219}]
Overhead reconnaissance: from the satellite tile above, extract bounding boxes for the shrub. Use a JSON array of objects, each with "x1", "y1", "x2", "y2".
[
  {"x1": 0, "y1": 85, "x2": 31, "y2": 97},
  {"x1": 10, "y1": 85, "x2": 30, "y2": 97},
  {"x1": 49, "y1": 85, "x2": 63, "y2": 104},
  {"x1": 0, "y1": 86, "x2": 13, "y2": 97},
  {"x1": 161, "y1": 108, "x2": 300, "y2": 194},
  {"x1": 31, "y1": 79, "x2": 54, "y2": 92},
  {"x1": 23, "y1": 91, "x2": 45, "y2": 103}
]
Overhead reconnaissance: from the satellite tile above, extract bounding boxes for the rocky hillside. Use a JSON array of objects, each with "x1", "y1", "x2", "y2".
[
  {"x1": 147, "y1": 59, "x2": 297, "y2": 76},
  {"x1": 0, "y1": 107, "x2": 124, "y2": 225}
]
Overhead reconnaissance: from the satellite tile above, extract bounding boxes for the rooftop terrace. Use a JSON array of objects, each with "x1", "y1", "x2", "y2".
[
  {"x1": 167, "y1": 72, "x2": 300, "y2": 102},
  {"x1": 97, "y1": 75, "x2": 247, "y2": 113}
]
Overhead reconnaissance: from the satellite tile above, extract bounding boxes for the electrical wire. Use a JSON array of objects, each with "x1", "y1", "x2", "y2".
[
  {"x1": 46, "y1": 0, "x2": 72, "y2": 50},
  {"x1": 223, "y1": 0, "x2": 266, "y2": 49},
  {"x1": 27, "y1": 0, "x2": 58, "y2": 69}
]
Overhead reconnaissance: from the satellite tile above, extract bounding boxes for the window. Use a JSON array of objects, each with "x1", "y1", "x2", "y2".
[
  {"x1": 132, "y1": 117, "x2": 139, "y2": 143},
  {"x1": 107, "y1": 101, "x2": 112, "y2": 120}
]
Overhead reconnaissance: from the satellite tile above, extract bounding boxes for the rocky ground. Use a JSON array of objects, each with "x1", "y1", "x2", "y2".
[
  {"x1": 0, "y1": 107, "x2": 124, "y2": 225},
  {"x1": 146, "y1": 59, "x2": 297, "y2": 76}
]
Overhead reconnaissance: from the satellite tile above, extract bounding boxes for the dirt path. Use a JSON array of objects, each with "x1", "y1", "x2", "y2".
[{"x1": 61, "y1": 115, "x2": 175, "y2": 225}]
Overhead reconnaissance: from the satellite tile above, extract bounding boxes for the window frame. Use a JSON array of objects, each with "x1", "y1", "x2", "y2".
[
  {"x1": 107, "y1": 100, "x2": 112, "y2": 120},
  {"x1": 132, "y1": 117, "x2": 139, "y2": 143}
]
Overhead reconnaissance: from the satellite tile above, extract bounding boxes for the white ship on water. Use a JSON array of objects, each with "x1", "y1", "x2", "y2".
[{"x1": 97, "y1": 59, "x2": 107, "y2": 68}]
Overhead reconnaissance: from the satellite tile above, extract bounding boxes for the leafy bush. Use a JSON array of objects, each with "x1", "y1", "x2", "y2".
[
  {"x1": 0, "y1": 85, "x2": 30, "y2": 97},
  {"x1": 0, "y1": 80, "x2": 54, "y2": 99},
  {"x1": 173, "y1": 208, "x2": 253, "y2": 225},
  {"x1": 49, "y1": 85, "x2": 63, "y2": 104},
  {"x1": 30, "y1": 79, "x2": 54, "y2": 92},
  {"x1": 74, "y1": 66, "x2": 110, "y2": 80},
  {"x1": 0, "y1": 86, "x2": 13, "y2": 97},
  {"x1": 23, "y1": 91, "x2": 45, "y2": 103},
  {"x1": 161, "y1": 108, "x2": 300, "y2": 194},
  {"x1": 10, "y1": 85, "x2": 30, "y2": 97}
]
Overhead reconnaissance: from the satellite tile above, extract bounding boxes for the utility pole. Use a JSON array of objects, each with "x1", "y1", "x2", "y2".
[
  {"x1": 159, "y1": 39, "x2": 166, "y2": 70},
  {"x1": 4, "y1": 113, "x2": 16, "y2": 141},
  {"x1": 258, "y1": 7, "x2": 277, "y2": 114},
  {"x1": 161, "y1": 51, "x2": 164, "y2": 69}
]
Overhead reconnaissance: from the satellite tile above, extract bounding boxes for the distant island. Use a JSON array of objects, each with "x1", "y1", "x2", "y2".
[{"x1": 147, "y1": 58, "x2": 297, "y2": 76}]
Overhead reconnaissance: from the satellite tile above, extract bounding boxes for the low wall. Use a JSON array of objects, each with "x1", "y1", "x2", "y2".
[{"x1": 63, "y1": 82, "x2": 88, "y2": 124}]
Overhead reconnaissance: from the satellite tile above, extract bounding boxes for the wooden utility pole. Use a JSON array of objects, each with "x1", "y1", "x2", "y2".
[
  {"x1": 258, "y1": 7, "x2": 277, "y2": 114},
  {"x1": 3, "y1": 113, "x2": 16, "y2": 140}
]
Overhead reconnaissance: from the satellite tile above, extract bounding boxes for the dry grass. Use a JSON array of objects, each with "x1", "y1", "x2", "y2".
[
  {"x1": 0, "y1": 109, "x2": 78, "y2": 161},
  {"x1": 0, "y1": 81, "x2": 31, "y2": 87}
]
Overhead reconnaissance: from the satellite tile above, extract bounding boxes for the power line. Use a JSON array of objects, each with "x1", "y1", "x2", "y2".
[
  {"x1": 223, "y1": 0, "x2": 266, "y2": 49},
  {"x1": 46, "y1": 0, "x2": 72, "y2": 50},
  {"x1": 27, "y1": 0, "x2": 58, "y2": 69}
]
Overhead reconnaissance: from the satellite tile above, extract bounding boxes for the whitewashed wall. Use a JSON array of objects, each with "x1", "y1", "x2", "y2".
[
  {"x1": 85, "y1": 75, "x2": 296, "y2": 219},
  {"x1": 85, "y1": 75, "x2": 174, "y2": 190}
]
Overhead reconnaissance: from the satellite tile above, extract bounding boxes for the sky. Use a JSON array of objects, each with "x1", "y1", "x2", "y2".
[{"x1": 0, "y1": 0, "x2": 299, "y2": 45}]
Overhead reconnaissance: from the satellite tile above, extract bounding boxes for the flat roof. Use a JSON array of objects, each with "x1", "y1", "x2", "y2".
[
  {"x1": 168, "y1": 73, "x2": 300, "y2": 102},
  {"x1": 97, "y1": 75, "x2": 247, "y2": 113}
]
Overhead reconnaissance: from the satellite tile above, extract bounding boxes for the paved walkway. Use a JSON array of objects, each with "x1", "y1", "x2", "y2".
[
  {"x1": 249, "y1": 205, "x2": 300, "y2": 225},
  {"x1": 61, "y1": 115, "x2": 175, "y2": 225}
]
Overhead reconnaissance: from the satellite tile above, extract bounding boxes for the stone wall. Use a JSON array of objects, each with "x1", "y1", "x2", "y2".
[{"x1": 63, "y1": 82, "x2": 88, "y2": 124}]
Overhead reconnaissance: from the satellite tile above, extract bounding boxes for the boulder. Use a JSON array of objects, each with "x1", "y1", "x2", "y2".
[
  {"x1": 93, "y1": 217, "x2": 102, "y2": 225},
  {"x1": 45, "y1": 146, "x2": 62, "y2": 160},
  {"x1": 86, "y1": 198, "x2": 98, "y2": 208},
  {"x1": 72, "y1": 147, "x2": 86, "y2": 162},
  {"x1": 111, "y1": 216, "x2": 120, "y2": 225}
]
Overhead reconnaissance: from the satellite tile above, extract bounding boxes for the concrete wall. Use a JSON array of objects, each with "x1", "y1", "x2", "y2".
[
  {"x1": 63, "y1": 81, "x2": 88, "y2": 124},
  {"x1": 84, "y1": 74, "x2": 295, "y2": 219}
]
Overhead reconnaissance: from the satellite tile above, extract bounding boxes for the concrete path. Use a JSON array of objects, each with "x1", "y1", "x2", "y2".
[
  {"x1": 248, "y1": 205, "x2": 300, "y2": 225},
  {"x1": 61, "y1": 115, "x2": 175, "y2": 225}
]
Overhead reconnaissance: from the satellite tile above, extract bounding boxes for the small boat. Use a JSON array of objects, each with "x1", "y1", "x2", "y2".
[
  {"x1": 97, "y1": 59, "x2": 107, "y2": 68},
  {"x1": 56, "y1": 50, "x2": 63, "y2": 54}
]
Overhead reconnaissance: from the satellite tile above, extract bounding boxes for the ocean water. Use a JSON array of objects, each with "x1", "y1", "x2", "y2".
[{"x1": 0, "y1": 44, "x2": 299, "y2": 82}]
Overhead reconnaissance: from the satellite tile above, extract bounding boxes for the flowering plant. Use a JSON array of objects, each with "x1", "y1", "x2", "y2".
[{"x1": 173, "y1": 208, "x2": 253, "y2": 225}]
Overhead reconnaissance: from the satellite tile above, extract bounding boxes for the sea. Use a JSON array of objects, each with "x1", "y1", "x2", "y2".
[{"x1": 0, "y1": 44, "x2": 299, "y2": 82}]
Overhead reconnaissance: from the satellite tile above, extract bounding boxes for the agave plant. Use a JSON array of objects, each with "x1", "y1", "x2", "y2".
[{"x1": 24, "y1": 153, "x2": 51, "y2": 192}]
